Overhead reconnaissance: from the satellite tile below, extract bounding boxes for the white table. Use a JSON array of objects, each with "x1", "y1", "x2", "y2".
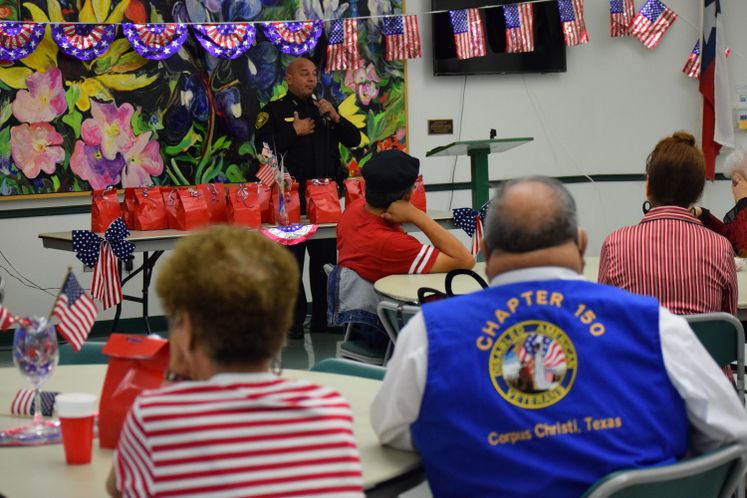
[
  {"x1": 374, "y1": 257, "x2": 747, "y2": 318},
  {"x1": 0, "y1": 365, "x2": 421, "y2": 497}
]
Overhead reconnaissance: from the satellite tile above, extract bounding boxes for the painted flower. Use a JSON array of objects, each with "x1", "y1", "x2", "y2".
[
  {"x1": 344, "y1": 63, "x2": 380, "y2": 106},
  {"x1": 10, "y1": 123, "x2": 64, "y2": 178},
  {"x1": 224, "y1": 0, "x2": 262, "y2": 20},
  {"x1": 181, "y1": 75, "x2": 209, "y2": 123},
  {"x1": 70, "y1": 140, "x2": 126, "y2": 189},
  {"x1": 216, "y1": 87, "x2": 250, "y2": 140},
  {"x1": 320, "y1": 71, "x2": 346, "y2": 104},
  {"x1": 243, "y1": 42, "x2": 280, "y2": 101},
  {"x1": 121, "y1": 132, "x2": 164, "y2": 187},
  {"x1": 81, "y1": 101, "x2": 136, "y2": 161},
  {"x1": 0, "y1": 6, "x2": 13, "y2": 19},
  {"x1": 12, "y1": 68, "x2": 67, "y2": 123},
  {"x1": 296, "y1": 0, "x2": 349, "y2": 21}
]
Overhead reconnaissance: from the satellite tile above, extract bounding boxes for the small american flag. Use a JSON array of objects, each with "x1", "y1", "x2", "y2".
[
  {"x1": 52, "y1": 272, "x2": 97, "y2": 352},
  {"x1": 609, "y1": 0, "x2": 635, "y2": 37},
  {"x1": 504, "y1": 3, "x2": 534, "y2": 53},
  {"x1": 683, "y1": 40, "x2": 701, "y2": 79},
  {"x1": 91, "y1": 241, "x2": 122, "y2": 310},
  {"x1": 0, "y1": 304, "x2": 15, "y2": 330},
  {"x1": 471, "y1": 216, "x2": 484, "y2": 257},
  {"x1": 256, "y1": 164, "x2": 292, "y2": 187},
  {"x1": 449, "y1": 9, "x2": 486, "y2": 60},
  {"x1": 382, "y1": 15, "x2": 422, "y2": 61},
  {"x1": 630, "y1": 0, "x2": 678, "y2": 49},
  {"x1": 326, "y1": 19, "x2": 361, "y2": 72},
  {"x1": 10, "y1": 389, "x2": 59, "y2": 416},
  {"x1": 556, "y1": 0, "x2": 589, "y2": 47},
  {"x1": 517, "y1": 334, "x2": 566, "y2": 370}
]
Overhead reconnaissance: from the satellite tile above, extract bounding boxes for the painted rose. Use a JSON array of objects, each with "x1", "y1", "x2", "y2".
[
  {"x1": 10, "y1": 123, "x2": 64, "y2": 178},
  {"x1": 70, "y1": 140, "x2": 126, "y2": 189},
  {"x1": 344, "y1": 63, "x2": 380, "y2": 106},
  {"x1": 12, "y1": 68, "x2": 67, "y2": 123},
  {"x1": 81, "y1": 101, "x2": 136, "y2": 161},
  {"x1": 121, "y1": 132, "x2": 165, "y2": 187}
]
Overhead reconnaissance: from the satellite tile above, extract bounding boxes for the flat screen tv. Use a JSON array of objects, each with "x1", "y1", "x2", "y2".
[{"x1": 432, "y1": 0, "x2": 567, "y2": 76}]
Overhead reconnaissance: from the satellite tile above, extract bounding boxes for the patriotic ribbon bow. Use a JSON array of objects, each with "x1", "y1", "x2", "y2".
[
  {"x1": 72, "y1": 218, "x2": 134, "y2": 310},
  {"x1": 452, "y1": 203, "x2": 490, "y2": 256}
]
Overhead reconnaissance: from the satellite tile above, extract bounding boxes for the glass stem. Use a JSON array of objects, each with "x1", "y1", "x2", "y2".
[{"x1": 32, "y1": 387, "x2": 42, "y2": 427}]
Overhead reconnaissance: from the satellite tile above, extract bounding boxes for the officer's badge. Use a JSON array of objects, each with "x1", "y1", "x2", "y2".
[
  {"x1": 255, "y1": 112, "x2": 269, "y2": 129},
  {"x1": 489, "y1": 320, "x2": 577, "y2": 409}
]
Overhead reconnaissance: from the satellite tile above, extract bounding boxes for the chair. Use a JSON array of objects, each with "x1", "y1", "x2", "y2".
[
  {"x1": 58, "y1": 341, "x2": 108, "y2": 365},
  {"x1": 684, "y1": 312, "x2": 745, "y2": 404},
  {"x1": 310, "y1": 358, "x2": 386, "y2": 381},
  {"x1": 581, "y1": 443, "x2": 747, "y2": 498},
  {"x1": 377, "y1": 300, "x2": 421, "y2": 347}
]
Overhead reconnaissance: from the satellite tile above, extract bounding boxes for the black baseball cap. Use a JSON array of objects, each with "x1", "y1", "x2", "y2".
[{"x1": 362, "y1": 150, "x2": 419, "y2": 193}]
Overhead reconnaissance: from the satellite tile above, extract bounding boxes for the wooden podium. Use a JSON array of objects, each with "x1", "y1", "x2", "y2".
[{"x1": 426, "y1": 138, "x2": 533, "y2": 209}]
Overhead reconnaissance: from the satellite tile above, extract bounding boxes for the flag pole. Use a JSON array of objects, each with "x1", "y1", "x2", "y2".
[{"x1": 47, "y1": 267, "x2": 71, "y2": 324}]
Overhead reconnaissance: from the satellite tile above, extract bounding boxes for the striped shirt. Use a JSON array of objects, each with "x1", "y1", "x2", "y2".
[
  {"x1": 598, "y1": 206, "x2": 737, "y2": 315},
  {"x1": 114, "y1": 373, "x2": 364, "y2": 498}
]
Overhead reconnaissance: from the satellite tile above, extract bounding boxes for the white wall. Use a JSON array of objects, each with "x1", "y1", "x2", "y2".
[{"x1": 2, "y1": 0, "x2": 746, "y2": 319}]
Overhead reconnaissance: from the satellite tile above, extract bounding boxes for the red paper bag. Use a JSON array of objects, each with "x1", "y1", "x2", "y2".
[
  {"x1": 123, "y1": 188, "x2": 136, "y2": 229},
  {"x1": 99, "y1": 334, "x2": 169, "y2": 449},
  {"x1": 226, "y1": 184, "x2": 261, "y2": 228},
  {"x1": 344, "y1": 177, "x2": 365, "y2": 207},
  {"x1": 199, "y1": 183, "x2": 228, "y2": 223},
  {"x1": 91, "y1": 187, "x2": 121, "y2": 233},
  {"x1": 162, "y1": 187, "x2": 210, "y2": 230},
  {"x1": 410, "y1": 174, "x2": 427, "y2": 212},
  {"x1": 129, "y1": 187, "x2": 168, "y2": 231},
  {"x1": 258, "y1": 183, "x2": 272, "y2": 223},
  {"x1": 306, "y1": 179, "x2": 342, "y2": 223},
  {"x1": 269, "y1": 181, "x2": 301, "y2": 225}
]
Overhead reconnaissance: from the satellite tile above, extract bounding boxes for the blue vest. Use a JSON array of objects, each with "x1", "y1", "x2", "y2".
[{"x1": 412, "y1": 279, "x2": 689, "y2": 498}]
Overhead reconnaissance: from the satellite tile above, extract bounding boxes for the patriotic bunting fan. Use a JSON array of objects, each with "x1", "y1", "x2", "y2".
[
  {"x1": 123, "y1": 23, "x2": 188, "y2": 60},
  {"x1": 51, "y1": 23, "x2": 117, "y2": 60},
  {"x1": 262, "y1": 21, "x2": 323, "y2": 55},
  {"x1": 260, "y1": 224, "x2": 319, "y2": 246},
  {"x1": 192, "y1": 23, "x2": 256, "y2": 59},
  {"x1": 0, "y1": 22, "x2": 46, "y2": 61}
]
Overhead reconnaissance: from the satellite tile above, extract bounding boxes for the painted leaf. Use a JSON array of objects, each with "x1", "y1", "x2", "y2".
[
  {"x1": 95, "y1": 72, "x2": 158, "y2": 91},
  {"x1": 46, "y1": 0, "x2": 64, "y2": 22},
  {"x1": 164, "y1": 126, "x2": 201, "y2": 155},
  {"x1": 338, "y1": 94, "x2": 365, "y2": 129},
  {"x1": 76, "y1": 78, "x2": 113, "y2": 111},
  {"x1": 105, "y1": 0, "x2": 131, "y2": 24},
  {"x1": 0, "y1": 127, "x2": 11, "y2": 159},
  {"x1": 64, "y1": 85, "x2": 81, "y2": 111},
  {"x1": 225, "y1": 164, "x2": 246, "y2": 183},
  {"x1": 108, "y1": 51, "x2": 148, "y2": 74},
  {"x1": 23, "y1": 2, "x2": 50, "y2": 22},
  {"x1": 0, "y1": 102, "x2": 12, "y2": 127},
  {"x1": 79, "y1": 0, "x2": 96, "y2": 23},
  {"x1": 62, "y1": 111, "x2": 83, "y2": 138},
  {"x1": 93, "y1": 0, "x2": 110, "y2": 23},
  {"x1": 0, "y1": 67, "x2": 32, "y2": 89}
]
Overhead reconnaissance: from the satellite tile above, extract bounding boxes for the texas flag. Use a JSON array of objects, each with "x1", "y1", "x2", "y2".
[{"x1": 700, "y1": 0, "x2": 733, "y2": 179}]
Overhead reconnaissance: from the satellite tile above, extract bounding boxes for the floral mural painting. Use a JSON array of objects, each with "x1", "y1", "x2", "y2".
[{"x1": 0, "y1": 0, "x2": 407, "y2": 197}]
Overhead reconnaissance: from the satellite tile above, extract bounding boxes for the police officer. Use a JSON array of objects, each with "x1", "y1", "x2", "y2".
[{"x1": 254, "y1": 57, "x2": 361, "y2": 339}]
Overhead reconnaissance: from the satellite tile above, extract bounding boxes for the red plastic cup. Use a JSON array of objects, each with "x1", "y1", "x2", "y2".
[{"x1": 56, "y1": 393, "x2": 97, "y2": 465}]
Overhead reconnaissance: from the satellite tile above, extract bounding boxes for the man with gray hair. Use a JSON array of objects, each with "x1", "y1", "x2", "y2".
[{"x1": 371, "y1": 176, "x2": 747, "y2": 497}]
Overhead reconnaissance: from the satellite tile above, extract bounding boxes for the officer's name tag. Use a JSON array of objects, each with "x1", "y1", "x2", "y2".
[{"x1": 284, "y1": 117, "x2": 295, "y2": 122}]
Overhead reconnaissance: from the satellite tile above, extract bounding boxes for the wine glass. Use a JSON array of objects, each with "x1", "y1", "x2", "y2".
[{"x1": 10, "y1": 317, "x2": 60, "y2": 443}]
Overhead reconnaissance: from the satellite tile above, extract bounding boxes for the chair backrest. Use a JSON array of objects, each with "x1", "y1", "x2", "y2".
[
  {"x1": 310, "y1": 358, "x2": 386, "y2": 381},
  {"x1": 581, "y1": 443, "x2": 747, "y2": 498},
  {"x1": 58, "y1": 341, "x2": 109, "y2": 365},
  {"x1": 377, "y1": 300, "x2": 421, "y2": 345},
  {"x1": 684, "y1": 312, "x2": 745, "y2": 403}
]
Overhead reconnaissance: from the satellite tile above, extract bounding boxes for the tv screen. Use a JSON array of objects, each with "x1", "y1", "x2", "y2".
[{"x1": 432, "y1": 0, "x2": 567, "y2": 76}]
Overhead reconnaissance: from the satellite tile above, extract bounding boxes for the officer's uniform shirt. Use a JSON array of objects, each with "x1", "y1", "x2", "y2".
[{"x1": 254, "y1": 90, "x2": 361, "y2": 210}]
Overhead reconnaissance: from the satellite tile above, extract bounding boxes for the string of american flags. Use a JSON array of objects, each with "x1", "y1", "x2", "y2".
[{"x1": 0, "y1": 0, "x2": 725, "y2": 74}]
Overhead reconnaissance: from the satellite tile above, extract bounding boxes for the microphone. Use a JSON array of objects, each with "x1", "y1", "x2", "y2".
[{"x1": 311, "y1": 93, "x2": 331, "y2": 123}]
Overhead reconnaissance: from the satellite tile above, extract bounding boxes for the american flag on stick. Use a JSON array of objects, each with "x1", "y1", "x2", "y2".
[
  {"x1": 382, "y1": 15, "x2": 422, "y2": 61},
  {"x1": 609, "y1": 0, "x2": 635, "y2": 37},
  {"x1": 683, "y1": 40, "x2": 701, "y2": 79},
  {"x1": 630, "y1": 0, "x2": 678, "y2": 49},
  {"x1": 0, "y1": 304, "x2": 16, "y2": 330},
  {"x1": 504, "y1": 3, "x2": 534, "y2": 54},
  {"x1": 52, "y1": 271, "x2": 97, "y2": 352},
  {"x1": 325, "y1": 19, "x2": 361, "y2": 72},
  {"x1": 449, "y1": 9, "x2": 486, "y2": 60},
  {"x1": 556, "y1": 0, "x2": 589, "y2": 47}
]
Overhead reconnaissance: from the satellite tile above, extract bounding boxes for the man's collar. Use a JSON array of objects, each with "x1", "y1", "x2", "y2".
[
  {"x1": 641, "y1": 205, "x2": 702, "y2": 225},
  {"x1": 490, "y1": 266, "x2": 585, "y2": 287}
]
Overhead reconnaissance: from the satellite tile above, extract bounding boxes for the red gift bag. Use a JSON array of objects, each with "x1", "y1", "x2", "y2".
[
  {"x1": 410, "y1": 174, "x2": 427, "y2": 212},
  {"x1": 199, "y1": 183, "x2": 228, "y2": 223},
  {"x1": 162, "y1": 187, "x2": 210, "y2": 230},
  {"x1": 226, "y1": 184, "x2": 261, "y2": 228},
  {"x1": 344, "y1": 177, "x2": 366, "y2": 207},
  {"x1": 258, "y1": 183, "x2": 272, "y2": 223},
  {"x1": 129, "y1": 186, "x2": 168, "y2": 231},
  {"x1": 269, "y1": 181, "x2": 301, "y2": 225},
  {"x1": 123, "y1": 188, "x2": 136, "y2": 229},
  {"x1": 306, "y1": 179, "x2": 342, "y2": 223},
  {"x1": 91, "y1": 187, "x2": 121, "y2": 233},
  {"x1": 99, "y1": 334, "x2": 169, "y2": 449}
]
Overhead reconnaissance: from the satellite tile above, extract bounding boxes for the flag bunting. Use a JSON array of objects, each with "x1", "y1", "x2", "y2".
[
  {"x1": 191, "y1": 23, "x2": 256, "y2": 59},
  {"x1": 262, "y1": 21, "x2": 323, "y2": 55},
  {"x1": 449, "y1": 8, "x2": 486, "y2": 60},
  {"x1": 382, "y1": 15, "x2": 421, "y2": 61},
  {"x1": 630, "y1": 0, "x2": 678, "y2": 49},
  {"x1": 0, "y1": 22, "x2": 45, "y2": 61},
  {"x1": 556, "y1": 0, "x2": 589, "y2": 47},
  {"x1": 51, "y1": 23, "x2": 117, "y2": 60},
  {"x1": 609, "y1": 0, "x2": 635, "y2": 38},
  {"x1": 52, "y1": 271, "x2": 98, "y2": 352},
  {"x1": 325, "y1": 18, "x2": 361, "y2": 72},
  {"x1": 504, "y1": 3, "x2": 534, "y2": 54},
  {"x1": 122, "y1": 23, "x2": 188, "y2": 60}
]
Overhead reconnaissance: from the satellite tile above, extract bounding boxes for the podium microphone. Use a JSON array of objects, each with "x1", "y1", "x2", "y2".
[
  {"x1": 490, "y1": 128, "x2": 497, "y2": 139},
  {"x1": 311, "y1": 93, "x2": 331, "y2": 123}
]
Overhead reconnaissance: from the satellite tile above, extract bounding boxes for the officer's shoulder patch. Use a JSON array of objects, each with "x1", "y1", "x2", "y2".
[{"x1": 255, "y1": 112, "x2": 269, "y2": 129}]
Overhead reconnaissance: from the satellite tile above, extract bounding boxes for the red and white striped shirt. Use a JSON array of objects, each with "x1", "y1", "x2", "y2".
[
  {"x1": 598, "y1": 206, "x2": 737, "y2": 315},
  {"x1": 114, "y1": 373, "x2": 364, "y2": 498}
]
